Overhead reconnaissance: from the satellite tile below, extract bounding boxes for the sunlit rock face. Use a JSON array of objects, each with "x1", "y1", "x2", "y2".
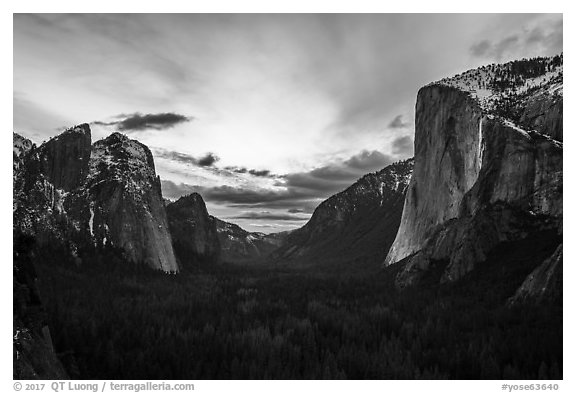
[
  {"x1": 13, "y1": 126, "x2": 178, "y2": 273},
  {"x1": 384, "y1": 87, "x2": 483, "y2": 266},
  {"x1": 386, "y1": 55, "x2": 563, "y2": 287}
]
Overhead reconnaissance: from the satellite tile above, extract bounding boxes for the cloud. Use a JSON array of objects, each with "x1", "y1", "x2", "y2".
[
  {"x1": 153, "y1": 149, "x2": 220, "y2": 167},
  {"x1": 161, "y1": 180, "x2": 324, "y2": 211},
  {"x1": 280, "y1": 149, "x2": 394, "y2": 196},
  {"x1": 155, "y1": 149, "x2": 278, "y2": 179},
  {"x1": 161, "y1": 181, "x2": 297, "y2": 204},
  {"x1": 470, "y1": 40, "x2": 491, "y2": 57},
  {"x1": 388, "y1": 115, "x2": 409, "y2": 129},
  {"x1": 248, "y1": 169, "x2": 271, "y2": 177},
  {"x1": 93, "y1": 112, "x2": 192, "y2": 131},
  {"x1": 224, "y1": 166, "x2": 275, "y2": 178},
  {"x1": 343, "y1": 150, "x2": 394, "y2": 171},
  {"x1": 225, "y1": 211, "x2": 310, "y2": 221},
  {"x1": 196, "y1": 153, "x2": 219, "y2": 167},
  {"x1": 470, "y1": 18, "x2": 563, "y2": 61},
  {"x1": 161, "y1": 148, "x2": 399, "y2": 215},
  {"x1": 391, "y1": 135, "x2": 413, "y2": 156}
]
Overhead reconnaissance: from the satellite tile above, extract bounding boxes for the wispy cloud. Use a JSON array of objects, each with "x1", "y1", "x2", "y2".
[
  {"x1": 470, "y1": 18, "x2": 562, "y2": 61},
  {"x1": 153, "y1": 148, "x2": 219, "y2": 167},
  {"x1": 224, "y1": 166, "x2": 275, "y2": 178}
]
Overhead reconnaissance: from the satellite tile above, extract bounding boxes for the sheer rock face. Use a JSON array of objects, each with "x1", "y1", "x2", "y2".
[
  {"x1": 166, "y1": 193, "x2": 220, "y2": 266},
  {"x1": 386, "y1": 56, "x2": 563, "y2": 287},
  {"x1": 272, "y1": 159, "x2": 413, "y2": 268},
  {"x1": 384, "y1": 87, "x2": 483, "y2": 266},
  {"x1": 13, "y1": 127, "x2": 178, "y2": 273}
]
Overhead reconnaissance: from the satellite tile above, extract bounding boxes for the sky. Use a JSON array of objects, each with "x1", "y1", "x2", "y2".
[{"x1": 13, "y1": 13, "x2": 563, "y2": 233}]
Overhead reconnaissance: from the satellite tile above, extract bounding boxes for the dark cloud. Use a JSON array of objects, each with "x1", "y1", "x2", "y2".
[
  {"x1": 225, "y1": 211, "x2": 310, "y2": 221},
  {"x1": 161, "y1": 179, "x2": 323, "y2": 216},
  {"x1": 249, "y1": 169, "x2": 271, "y2": 177},
  {"x1": 161, "y1": 148, "x2": 399, "y2": 213},
  {"x1": 388, "y1": 115, "x2": 409, "y2": 129},
  {"x1": 391, "y1": 135, "x2": 414, "y2": 156},
  {"x1": 155, "y1": 150, "x2": 277, "y2": 177},
  {"x1": 280, "y1": 150, "x2": 394, "y2": 196},
  {"x1": 196, "y1": 153, "x2": 219, "y2": 167},
  {"x1": 93, "y1": 112, "x2": 192, "y2": 131},
  {"x1": 153, "y1": 149, "x2": 219, "y2": 167},
  {"x1": 161, "y1": 181, "x2": 299, "y2": 205},
  {"x1": 224, "y1": 166, "x2": 275, "y2": 178}
]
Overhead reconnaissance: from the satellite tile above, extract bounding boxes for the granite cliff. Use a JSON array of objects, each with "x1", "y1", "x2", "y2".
[
  {"x1": 166, "y1": 193, "x2": 220, "y2": 267},
  {"x1": 385, "y1": 55, "x2": 562, "y2": 291},
  {"x1": 13, "y1": 126, "x2": 178, "y2": 272}
]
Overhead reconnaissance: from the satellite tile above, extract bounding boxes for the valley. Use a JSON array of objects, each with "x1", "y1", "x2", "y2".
[{"x1": 13, "y1": 54, "x2": 563, "y2": 380}]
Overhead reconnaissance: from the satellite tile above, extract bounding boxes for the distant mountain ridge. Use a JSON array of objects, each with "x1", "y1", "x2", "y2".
[
  {"x1": 271, "y1": 159, "x2": 413, "y2": 270},
  {"x1": 212, "y1": 216, "x2": 289, "y2": 263}
]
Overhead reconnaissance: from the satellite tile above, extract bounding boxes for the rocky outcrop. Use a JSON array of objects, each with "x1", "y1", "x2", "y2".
[
  {"x1": 213, "y1": 217, "x2": 287, "y2": 263},
  {"x1": 13, "y1": 126, "x2": 92, "y2": 240},
  {"x1": 38, "y1": 124, "x2": 91, "y2": 191},
  {"x1": 166, "y1": 193, "x2": 220, "y2": 267},
  {"x1": 386, "y1": 55, "x2": 563, "y2": 287},
  {"x1": 519, "y1": 90, "x2": 563, "y2": 141},
  {"x1": 13, "y1": 133, "x2": 34, "y2": 212},
  {"x1": 509, "y1": 244, "x2": 562, "y2": 305},
  {"x1": 273, "y1": 159, "x2": 413, "y2": 269},
  {"x1": 13, "y1": 133, "x2": 33, "y2": 168},
  {"x1": 13, "y1": 127, "x2": 178, "y2": 273}
]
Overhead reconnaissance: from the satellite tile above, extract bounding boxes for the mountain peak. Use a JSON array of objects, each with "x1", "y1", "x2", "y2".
[
  {"x1": 91, "y1": 132, "x2": 156, "y2": 184},
  {"x1": 62, "y1": 123, "x2": 91, "y2": 135},
  {"x1": 174, "y1": 193, "x2": 205, "y2": 206}
]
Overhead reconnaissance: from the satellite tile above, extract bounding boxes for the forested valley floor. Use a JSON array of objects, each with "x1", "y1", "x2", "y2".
[{"x1": 20, "y1": 231, "x2": 562, "y2": 380}]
